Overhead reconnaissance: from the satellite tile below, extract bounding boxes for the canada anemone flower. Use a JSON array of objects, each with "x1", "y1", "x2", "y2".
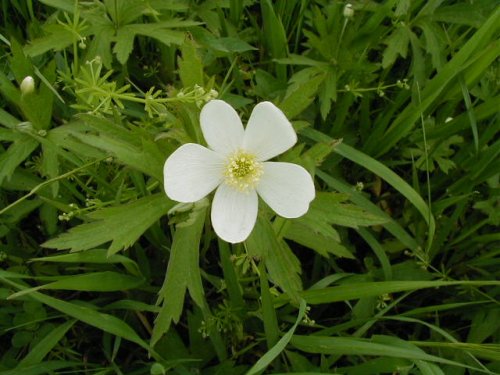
[{"x1": 164, "y1": 100, "x2": 315, "y2": 243}]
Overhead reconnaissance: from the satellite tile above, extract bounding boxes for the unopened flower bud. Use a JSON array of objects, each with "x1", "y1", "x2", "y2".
[
  {"x1": 343, "y1": 3, "x2": 354, "y2": 18},
  {"x1": 20, "y1": 76, "x2": 35, "y2": 95}
]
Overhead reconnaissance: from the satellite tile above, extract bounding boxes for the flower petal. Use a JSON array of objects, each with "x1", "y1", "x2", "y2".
[
  {"x1": 257, "y1": 162, "x2": 315, "y2": 218},
  {"x1": 164, "y1": 143, "x2": 224, "y2": 203},
  {"x1": 243, "y1": 101, "x2": 297, "y2": 161},
  {"x1": 211, "y1": 184, "x2": 258, "y2": 243},
  {"x1": 200, "y1": 100, "x2": 244, "y2": 154}
]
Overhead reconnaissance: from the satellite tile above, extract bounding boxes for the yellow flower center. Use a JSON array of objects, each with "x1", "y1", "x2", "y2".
[{"x1": 224, "y1": 150, "x2": 263, "y2": 191}]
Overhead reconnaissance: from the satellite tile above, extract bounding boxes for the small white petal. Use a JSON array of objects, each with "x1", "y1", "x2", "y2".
[
  {"x1": 164, "y1": 143, "x2": 224, "y2": 203},
  {"x1": 200, "y1": 100, "x2": 244, "y2": 154},
  {"x1": 243, "y1": 101, "x2": 297, "y2": 161},
  {"x1": 257, "y1": 162, "x2": 315, "y2": 218},
  {"x1": 211, "y1": 184, "x2": 258, "y2": 243}
]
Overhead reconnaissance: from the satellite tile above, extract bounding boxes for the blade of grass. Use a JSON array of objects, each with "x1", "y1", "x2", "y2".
[{"x1": 246, "y1": 299, "x2": 307, "y2": 375}]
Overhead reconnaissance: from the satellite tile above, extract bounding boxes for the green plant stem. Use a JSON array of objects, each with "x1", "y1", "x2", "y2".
[{"x1": 0, "y1": 158, "x2": 105, "y2": 216}]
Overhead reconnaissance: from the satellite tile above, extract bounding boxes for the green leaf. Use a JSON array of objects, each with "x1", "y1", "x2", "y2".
[
  {"x1": 151, "y1": 201, "x2": 207, "y2": 347},
  {"x1": 30, "y1": 249, "x2": 141, "y2": 276},
  {"x1": 42, "y1": 194, "x2": 174, "y2": 255},
  {"x1": 290, "y1": 280, "x2": 500, "y2": 305},
  {"x1": 0, "y1": 108, "x2": 20, "y2": 129},
  {"x1": 285, "y1": 221, "x2": 353, "y2": 259},
  {"x1": 0, "y1": 274, "x2": 149, "y2": 350},
  {"x1": 178, "y1": 36, "x2": 204, "y2": 88},
  {"x1": 375, "y1": 7, "x2": 500, "y2": 156},
  {"x1": 24, "y1": 24, "x2": 75, "y2": 57},
  {"x1": 9, "y1": 271, "x2": 144, "y2": 299},
  {"x1": 247, "y1": 217, "x2": 302, "y2": 300},
  {"x1": 290, "y1": 335, "x2": 483, "y2": 371},
  {"x1": 267, "y1": 241, "x2": 302, "y2": 301},
  {"x1": 38, "y1": 0, "x2": 75, "y2": 12},
  {"x1": 382, "y1": 25, "x2": 410, "y2": 69},
  {"x1": 16, "y1": 320, "x2": 75, "y2": 368},
  {"x1": 280, "y1": 68, "x2": 325, "y2": 119},
  {"x1": 73, "y1": 115, "x2": 165, "y2": 181},
  {"x1": 310, "y1": 192, "x2": 389, "y2": 228},
  {"x1": 246, "y1": 299, "x2": 307, "y2": 375},
  {"x1": 0, "y1": 361, "x2": 82, "y2": 375},
  {"x1": 113, "y1": 26, "x2": 136, "y2": 65},
  {"x1": 0, "y1": 134, "x2": 39, "y2": 186}
]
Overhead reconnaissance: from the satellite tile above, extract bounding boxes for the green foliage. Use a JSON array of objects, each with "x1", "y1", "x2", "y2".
[{"x1": 0, "y1": 0, "x2": 499, "y2": 374}]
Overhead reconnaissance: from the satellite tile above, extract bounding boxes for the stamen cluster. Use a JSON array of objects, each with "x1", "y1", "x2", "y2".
[{"x1": 224, "y1": 150, "x2": 263, "y2": 191}]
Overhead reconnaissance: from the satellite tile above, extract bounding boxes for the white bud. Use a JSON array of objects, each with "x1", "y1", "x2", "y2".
[
  {"x1": 20, "y1": 76, "x2": 35, "y2": 95},
  {"x1": 343, "y1": 3, "x2": 354, "y2": 18}
]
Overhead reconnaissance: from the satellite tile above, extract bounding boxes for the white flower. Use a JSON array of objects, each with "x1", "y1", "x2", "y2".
[
  {"x1": 20, "y1": 76, "x2": 35, "y2": 95},
  {"x1": 163, "y1": 100, "x2": 315, "y2": 243}
]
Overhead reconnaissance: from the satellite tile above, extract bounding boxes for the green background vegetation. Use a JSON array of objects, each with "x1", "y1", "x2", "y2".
[{"x1": 0, "y1": 0, "x2": 499, "y2": 374}]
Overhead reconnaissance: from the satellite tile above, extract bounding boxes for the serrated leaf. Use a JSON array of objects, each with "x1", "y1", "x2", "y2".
[
  {"x1": 418, "y1": 20, "x2": 445, "y2": 70},
  {"x1": 178, "y1": 36, "x2": 204, "y2": 88},
  {"x1": 70, "y1": 117, "x2": 165, "y2": 181},
  {"x1": 248, "y1": 217, "x2": 302, "y2": 301},
  {"x1": 285, "y1": 221, "x2": 354, "y2": 259},
  {"x1": 9, "y1": 38, "x2": 33, "y2": 82},
  {"x1": 382, "y1": 26, "x2": 410, "y2": 68},
  {"x1": 280, "y1": 68, "x2": 325, "y2": 119},
  {"x1": 42, "y1": 194, "x2": 174, "y2": 254},
  {"x1": 317, "y1": 193, "x2": 389, "y2": 228},
  {"x1": 0, "y1": 134, "x2": 39, "y2": 186},
  {"x1": 24, "y1": 24, "x2": 75, "y2": 57},
  {"x1": 152, "y1": 202, "x2": 207, "y2": 347},
  {"x1": 113, "y1": 26, "x2": 136, "y2": 65}
]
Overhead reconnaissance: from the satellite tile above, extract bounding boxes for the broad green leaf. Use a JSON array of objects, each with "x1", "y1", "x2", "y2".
[
  {"x1": 382, "y1": 25, "x2": 410, "y2": 69},
  {"x1": 19, "y1": 60, "x2": 56, "y2": 130},
  {"x1": 309, "y1": 192, "x2": 389, "y2": 228},
  {"x1": 0, "y1": 108, "x2": 19, "y2": 129},
  {"x1": 42, "y1": 194, "x2": 174, "y2": 255},
  {"x1": 280, "y1": 68, "x2": 325, "y2": 119},
  {"x1": 260, "y1": 0, "x2": 288, "y2": 79},
  {"x1": 8, "y1": 39, "x2": 33, "y2": 82},
  {"x1": 178, "y1": 36, "x2": 204, "y2": 88},
  {"x1": 267, "y1": 239, "x2": 303, "y2": 302},
  {"x1": 247, "y1": 217, "x2": 302, "y2": 300},
  {"x1": 432, "y1": 3, "x2": 490, "y2": 27},
  {"x1": 24, "y1": 24, "x2": 75, "y2": 57},
  {"x1": 72, "y1": 115, "x2": 165, "y2": 181},
  {"x1": 203, "y1": 36, "x2": 257, "y2": 53},
  {"x1": 113, "y1": 26, "x2": 136, "y2": 65},
  {"x1": 285, "y1": 221, "x2": 353, "y2": 259},
  {"x1": 0, "y1": 134, "x2": 39, "y2": 186},
  {"x1": 151, "y1": 201, "x2": 207, "y2": 347}
]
